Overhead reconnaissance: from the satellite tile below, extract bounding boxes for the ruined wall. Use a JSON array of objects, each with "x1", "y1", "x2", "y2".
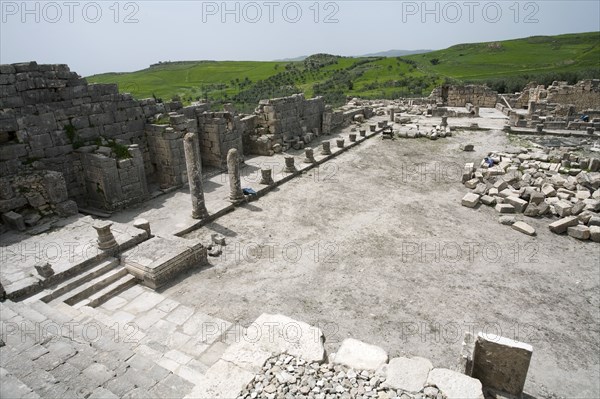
[
  {"x1": 243, "y1": 94, "x2": 325, "y2": 154},
  {"x1": 78, "y1": 144, "x2": 148, "y2": 211},
  {"x1": 430, "y1": 85, "x2": 498, "y2": 108},
  {"x1": 0, "y1": 62, "x2": 159, "y2": 206},
  {"x1": 0, "y1": 62, "x2": 245, "y2": 219},
  {"x1": 514, "y1": 80, "x2": 600, "y2": 111}
]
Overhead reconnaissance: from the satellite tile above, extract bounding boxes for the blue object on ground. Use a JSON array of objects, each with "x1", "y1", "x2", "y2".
[{"x1": 242, "y1": 188, "x2": 257, "y2": 196}]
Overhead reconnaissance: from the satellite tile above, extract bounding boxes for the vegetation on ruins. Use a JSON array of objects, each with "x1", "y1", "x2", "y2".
[{"x1": 88, "y1": 31, "x2": 600, "y2": 110}]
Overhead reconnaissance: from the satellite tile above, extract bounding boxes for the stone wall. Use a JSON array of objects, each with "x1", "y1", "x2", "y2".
[
  {"x1": 77, "y1": 144, "x2": 148, "y2": 211},
  {"x1": 0, "y1": 62, "x2": 245, "y2": 221},
  {"x1": 430, "y1": 85, "x2": 498, "y2": 107},
  {"x1": 515, "y1": 80, "x2": 600, "y2": 111}
]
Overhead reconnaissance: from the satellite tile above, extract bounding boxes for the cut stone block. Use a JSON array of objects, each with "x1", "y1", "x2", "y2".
[
  {"x1": 462, "y1": 193, "x2": 480, "y2": 208},
  {"x1": 465, "y1": 178, "x2": 480, "y2": 189},
  {"x1": 379, "y1": 356, "x2": 432, "y2": 393},
  {"x1": 542, "y1": 184, "x2": 556, "y2": 197},
  {"x1": 589, "y1": 226, "x2": 600, "y2": 242},
  {"x1": 495, "y1": 204, "x2": 515, "y2": 214},
  {"x1": 426, "y1": 368, "x2": 484, "y2": 399},
  {"x1": 567, "y1": 225, "x2": 590, "y2": 240},
  {"x1": 480, "y1": 195, "x2": 496, "y2": 206},
  {"x1": 333, "y1": 338, "x2": 388, "y2": 371},
  {"x1": 512, "y1": 221, "x2": 536, "y2": 236},
  {"x1": 523, "y1": 204, "x2": 539, "y2": 217},
  {"x1": 122, "y1": 235, "x2": 207, "y2": 289},
  {"x1": 185, "y1": 359, "x2": 252, "y2": 399},
  {"x1": 498, "y1": 216, "x2": 516, "y2": 225},
  {"x1": 1, "y1": 211, "x2": 25, "y2": 231},
  {"x1": 549, "y1": 216, "x2": 579, "y2": 234},
  {"x1": 472, "y1": 333, "x2": 533, "y2": 397},
  {"x1": 505, "y1": 196, "x2": 528, "y2": 213},
  {"x1": 554, "y1": 201, "x2": 572, "y2": 217}
]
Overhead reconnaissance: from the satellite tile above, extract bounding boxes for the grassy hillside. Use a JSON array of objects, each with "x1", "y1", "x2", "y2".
[{"x1": 88, "y1": 32, "x2": 600, "y2": 110}]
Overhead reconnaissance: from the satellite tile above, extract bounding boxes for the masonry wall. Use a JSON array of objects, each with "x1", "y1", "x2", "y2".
[{"x1": 430, "y1": 85, "x2": 498, "y2": 108}]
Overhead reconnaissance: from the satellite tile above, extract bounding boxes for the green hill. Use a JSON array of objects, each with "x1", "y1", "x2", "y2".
[{"x1": 87, "y1": 32, "x2": 600, "y2": 110}]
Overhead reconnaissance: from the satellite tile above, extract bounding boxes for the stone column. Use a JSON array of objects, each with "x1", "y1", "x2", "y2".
[
  {"x1": 390, "y1": 108, "x2": 395, "y2": 122},
  {"x1": 321, "y1": 141, "x2": 332, "y2": 155},
  {"x1": 93, "y1": 221, "x2": 118, "y2": 250},
  {"x1": 260, "y1": 168, "x2": 274, "y2": 185},
  {"x1": 303, "y1": 147, "x2": 316, "y2": 163},
  {"x1": 283, "y1": 156, "x2": 297, "y2": 173},
  {"x1": 227, "y1": 148, "x2": 245, "y2": 203},
  {"x1": 184, "y1": 132, "x2": 209, "y2": 219},
  {"x1": 474, "y1": 106, "x2": 480, "y2": 117},
  {"x1": 336, "y1": 139, "x2": 345, "y2": 148}
]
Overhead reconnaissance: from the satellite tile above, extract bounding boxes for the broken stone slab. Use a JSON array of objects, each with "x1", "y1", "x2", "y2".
[
  {"x1": 461, "y1": 193, "x2": 480, "y2": 208},
  {"x1": 570, "y1": 201, "x2": 586, "y2": 216},
  {"x1": 333, "y1": 338, "x2": 388, "y2": 371},
  {"x1": 549, "y1": 216, "x2": 580, "y2": 234},
  {"x1": 511, "y1": 221, "x2": 536, "y2": 236},
  {"x1": 499, "y1": 216, "x2": 516, "y2": 225},
  {"x1": 426, "y1": 368, "x2": 483, "y2": 399},
  {"x1": 567, "y1": 225, "x2": 590, "y2": 240},
  {"x1": 505, "y1": 196, "x2": 528, "y2": 213},
  {"x1": 588, "y1": 216, "x2": 600, "y2": 227},
  {"x1": 472, "y1": 333, "x2": 532, "y2": 397},
  {"x1": 495, "y1": 204, "x2": 515, "y2": 214},
  {"x1": 493, "y1": 180, "x2": 508, "y2": 191},
  {"x1": 378, "y1": 356, "x2": 433, "y2": 393},
  {"x1": 473, "y1": 183, "x2": 488, "y2": 195},
  {"x1": 224, "y1": 313, "x2": 325, "y2": 367},
  {"x1": 589, "y1": 226, "x2": 600, "y2": 242}
]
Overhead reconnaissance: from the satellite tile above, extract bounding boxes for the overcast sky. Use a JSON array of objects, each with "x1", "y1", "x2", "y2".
[{"x1": 1, "y1": 0, "x2": 599, "y2": 76}]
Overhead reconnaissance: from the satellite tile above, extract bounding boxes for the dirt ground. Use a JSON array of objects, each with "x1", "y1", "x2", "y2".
[{"x1": 162, "y1": 127, "x2": 600, "y2": 398}]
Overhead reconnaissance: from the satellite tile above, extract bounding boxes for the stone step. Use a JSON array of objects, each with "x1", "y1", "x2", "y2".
[
  {"x1": 50, "y1": 266, "x2": 128, "y2": 306},
  {"x1": 24, "y1": 257, "x2": 120, "y2": 304},
  {"x1": 74, "y1": 274, "x2": 138, "y2": 309}
]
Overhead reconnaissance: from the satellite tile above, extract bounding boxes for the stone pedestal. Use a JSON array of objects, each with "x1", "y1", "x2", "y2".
[
  {"x1": 587, "y1": 127, "x2": 595, "y2": 134},
  {"x1": 389, "y1": 108, "x2": 395, "y2": 122},
  {"x1": 536, "y1": 124, "x2": 544, "y2": 133},
  {"x1": 303, "y1": 147, "x2": 316, "y2": 163},
  {"x1": 93, "y1": 221, "x2": 118, "y2": 250},
  {"x1": 283, "y1": 156, "x2": 297, "y2": 173},
  {"x1": 336, "y1": 139, "x2": 345, "y2": 148},
  {"x1": 133, "y1": 218, "x2": 151, "y2": 237},
  {"x1": 321, "y1": 141, "x2": 332, "y2": 155},
  {"x1": 184, "y1": 132, "x2": 209, "y2": 219},
  {"x1": 369, "y1": 124, "x2": 376, "y2": 132},
  {"x1": 227, "y1": 148, "x2": 245, "y2": 203},
  {"x1": 441, "y1": 116, "x2": 448, "y2": 127},
  {"x1": 349, "y1": 134, "x2": 357, "y2": 142},
  {"x1": 527, "y1": 101, "x2": 536, "y2": 116},
  {"x1": 359, "y1": 129, "x2": 366, "y2": 137},
  {"x1": 260, "y1": 168, "x2": 274, "y2": 185}
]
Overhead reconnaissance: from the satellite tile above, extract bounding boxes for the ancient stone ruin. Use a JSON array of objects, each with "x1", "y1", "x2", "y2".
[{"x1": 1, "y1": 62, "x2": 599, "y2": 399}]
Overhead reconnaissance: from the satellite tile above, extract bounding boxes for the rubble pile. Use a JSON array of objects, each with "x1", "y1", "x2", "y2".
[
  {"x1": 461, "y1": 148, "x2": 600, "y2": 241},
  {"x1": 239, "y1": 354, "x2": 447, "y2": 399}
]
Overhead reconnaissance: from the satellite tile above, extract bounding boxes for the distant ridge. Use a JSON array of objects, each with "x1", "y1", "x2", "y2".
[{"x1": 358, "y1": 49, "x2": 433, "y2": 57}]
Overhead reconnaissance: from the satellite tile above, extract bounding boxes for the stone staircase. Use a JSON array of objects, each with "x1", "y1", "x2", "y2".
[{"x1": 23, "y1": 257, "x2": 137, "y2": 309}]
